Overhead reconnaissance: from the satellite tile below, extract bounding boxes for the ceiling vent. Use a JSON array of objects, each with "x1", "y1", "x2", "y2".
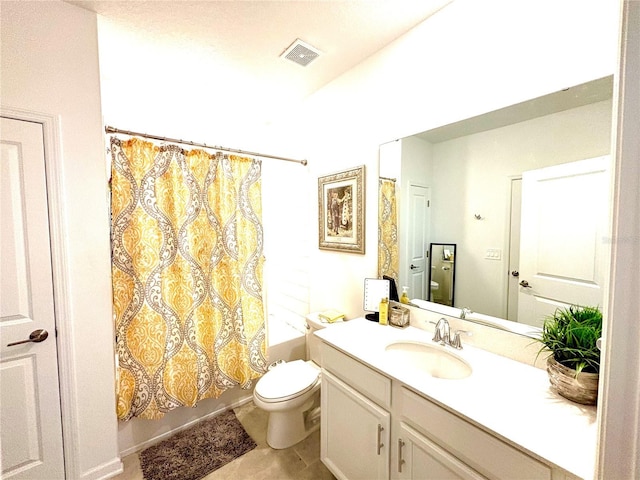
[{"x1": 281, "y1": 39, "x2": 321, "y2": 67}]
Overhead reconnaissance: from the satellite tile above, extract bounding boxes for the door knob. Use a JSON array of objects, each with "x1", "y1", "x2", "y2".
[
  {"x1": 511, "y1": 270, "x2": 520, "y2": 277},
  {"x1": 519, "y1": 280, "x2": 532, "y2": 288},
  {"x1": 7, "y1": 329, "x2": 49, "y2": 347},
  {"x1": 410, "y1": 264, "x2": 418, "y2": 270}
]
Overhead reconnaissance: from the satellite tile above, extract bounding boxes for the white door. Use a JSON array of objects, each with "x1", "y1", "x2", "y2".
[
  {"x1": 517, "y1": 156, "x2": 611, "y2": 328},
  {"x1": 1, "y1": 117, "x2": 65, "y2": 479},
  {"x1": 406, "y1": 184, "x2": 430, "y2": 300}
]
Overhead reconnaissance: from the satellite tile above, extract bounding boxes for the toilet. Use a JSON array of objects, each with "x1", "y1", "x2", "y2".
[{"x1": 253, "y1": 314, "x2": 334, "y2": 449}]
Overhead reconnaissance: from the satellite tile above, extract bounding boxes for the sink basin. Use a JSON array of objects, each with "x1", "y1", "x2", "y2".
[{"x1": 384, "y1": 341, "x2": 472, "y2": 379}]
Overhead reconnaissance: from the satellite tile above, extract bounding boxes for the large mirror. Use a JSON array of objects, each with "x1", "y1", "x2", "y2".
[{"x1": 379, "y1": 75, "x2": 614, "y2": 333}]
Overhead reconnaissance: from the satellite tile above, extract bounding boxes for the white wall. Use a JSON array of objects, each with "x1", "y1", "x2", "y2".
[
  {"x1": 261, "y1": 160, "x2": 313, "y2": 332},
  {"x1": 95, "y1": 16, "x2": 303, "y2": 160},
  {"x1": 0, "y1": 2, "x2": 120, "y2": 478}
]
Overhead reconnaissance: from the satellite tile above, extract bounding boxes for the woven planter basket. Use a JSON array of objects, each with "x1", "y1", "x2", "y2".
[{"x1": 546, "y1": 356, "x2": 599, "y2": 405}]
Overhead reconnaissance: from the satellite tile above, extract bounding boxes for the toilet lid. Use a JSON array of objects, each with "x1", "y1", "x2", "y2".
[{"x1": 255, "y1": 360, "x2": 320, "y2": 402}]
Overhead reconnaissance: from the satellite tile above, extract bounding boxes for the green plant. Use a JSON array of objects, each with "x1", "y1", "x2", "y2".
[{"x1": 536, "y1": 305, "x2": 603, "y2": 374}]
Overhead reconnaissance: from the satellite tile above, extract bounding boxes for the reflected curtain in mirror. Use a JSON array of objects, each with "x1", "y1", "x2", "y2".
[
  {"x1": 378, "y1": 178, "x2": 398, "y2": 281},
  {"x1": 110, "y1": 137, "x2": 266, "y2": 420}
]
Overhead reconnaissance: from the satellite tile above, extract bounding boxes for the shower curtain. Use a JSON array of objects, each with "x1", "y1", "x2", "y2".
[
  {"x1": 378, "y1": 178, "x2": 399, "y2": 282},
  {"x1": 110, "y1": 137, "x2": 266, "y2": 420}
]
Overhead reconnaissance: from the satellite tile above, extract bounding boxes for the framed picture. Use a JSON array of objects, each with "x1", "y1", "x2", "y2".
[{"x1": 318, "y1": 165, "x2": 365, "y2": 254}]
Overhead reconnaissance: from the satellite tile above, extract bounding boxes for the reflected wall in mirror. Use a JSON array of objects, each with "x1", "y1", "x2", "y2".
[
  {"x1": 379, "y1": 76, "x2": 614, "y2": 331},
  {"x1": 428, "y1": 243, "x2": 456, "y2": 307}
]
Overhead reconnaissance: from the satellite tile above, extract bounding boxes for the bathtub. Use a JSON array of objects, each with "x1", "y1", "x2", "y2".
[{"x1": 266, "y1": 313, "x2": 306, "y2": 364}]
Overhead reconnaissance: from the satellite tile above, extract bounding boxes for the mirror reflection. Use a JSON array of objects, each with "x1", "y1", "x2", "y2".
[
  {"x1": 428, "y1": 243, "x2": 456, "y2": 307},
  {"x1": 379, "y1": 76, "x2": 614, "y2": 331}
]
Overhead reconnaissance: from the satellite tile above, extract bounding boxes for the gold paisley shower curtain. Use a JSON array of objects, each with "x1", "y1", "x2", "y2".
[
  {"x1": 110, "y1": 137, "x2": 266, "y2": 420},
  {"x1": 378, "y1": 178, "x2": 399, "y2": 282}
]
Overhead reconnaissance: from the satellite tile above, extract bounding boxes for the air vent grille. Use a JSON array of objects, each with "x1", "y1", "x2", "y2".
[{"x1": 281, "y1": 39, "x2": 321, "y2": 67}]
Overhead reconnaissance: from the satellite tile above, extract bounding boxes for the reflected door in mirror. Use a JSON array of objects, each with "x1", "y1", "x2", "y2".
[
  {"x1": 518, "y1": 157, "x2": 610, "y2": 327},
  {"x1": 406, "y1": 184, "x2": 430, "y2": 300}
]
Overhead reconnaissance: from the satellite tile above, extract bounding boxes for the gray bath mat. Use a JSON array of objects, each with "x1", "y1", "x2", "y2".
[{"x1": 139, "y1": 410, "x2": 257, "y2": 480}]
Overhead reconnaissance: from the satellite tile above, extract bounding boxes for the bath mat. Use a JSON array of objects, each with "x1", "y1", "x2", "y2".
[{"x1": 139, "y1": 410, "x2": 257, "y2": 480}]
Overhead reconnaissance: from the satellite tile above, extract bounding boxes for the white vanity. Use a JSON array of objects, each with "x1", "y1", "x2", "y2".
[{"x1": 315, "y1": 318, "x2": 597, "y2": 480}]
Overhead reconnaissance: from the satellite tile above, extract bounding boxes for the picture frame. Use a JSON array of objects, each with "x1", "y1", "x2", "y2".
[{"x1": 318, "y1": 165, "x2": 365, "y2": 254}]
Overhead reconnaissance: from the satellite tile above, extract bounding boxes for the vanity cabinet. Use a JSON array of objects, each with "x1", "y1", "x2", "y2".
[
  {"x1": 321, "y1": 343, "x2": 392, "y2": 479},
  {"x1": 393, "y1": 386, "x2": 552, "y2": 480},
  {"x1": 321, "y1": 370, "x2": 390, "y2": 480},
  {"x1": 321, "y1": 341, "x2": 578, "y2": 480},
  {"x1": 396, "y1": 421, "x2": 483, "y2": 480}
]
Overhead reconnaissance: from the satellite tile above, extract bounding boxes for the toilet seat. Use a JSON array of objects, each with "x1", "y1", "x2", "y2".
[{"x1": 254, "y1": 360, "x2": 320, "y2": 403}]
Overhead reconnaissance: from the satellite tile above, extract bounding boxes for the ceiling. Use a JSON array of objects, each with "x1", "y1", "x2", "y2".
[{"x1": 67, "y1": 1, "x2": 452, "y2": 123}]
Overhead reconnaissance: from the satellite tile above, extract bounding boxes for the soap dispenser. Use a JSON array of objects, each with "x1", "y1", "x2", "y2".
[
  {"x1": 400, "y1": 286, "x2": 410, "y2": 304},
  {"x1": 379, "y1": 297, "x2": 389, "y2": 325}
]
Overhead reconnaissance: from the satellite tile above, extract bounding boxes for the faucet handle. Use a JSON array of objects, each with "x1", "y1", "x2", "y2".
[
  {"x1": 429, "y1": 321, "x2": 444, "y2": 343},
  {"x1": 450, "y1": 329, "x2": 471, "y2": 349}
]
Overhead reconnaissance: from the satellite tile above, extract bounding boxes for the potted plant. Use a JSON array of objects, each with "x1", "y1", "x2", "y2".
[{"x1": 536, "y1": 305, "x2": 602, "y2": 405}]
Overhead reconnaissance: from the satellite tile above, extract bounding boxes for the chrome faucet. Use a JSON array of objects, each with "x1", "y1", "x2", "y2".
[
  {"x1": 432, "y1": 318, "x2": 451, "y2": 345},
  {"x1": 431, "y1": 317, "x2": 470, "y2": 350},
  {"x1": 460, "y1": 307, "x2": 473, "y2": 319}
]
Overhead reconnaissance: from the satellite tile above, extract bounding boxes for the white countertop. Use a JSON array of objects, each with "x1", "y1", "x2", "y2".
[{"x1": 315, "y1": 318, "x2": 598, "y2": 480}]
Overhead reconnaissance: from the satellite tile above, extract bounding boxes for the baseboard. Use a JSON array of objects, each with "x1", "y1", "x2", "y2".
[
  {"x1": 79, "y1": 457, "x2": 124, "y2": 480},
  {"x1": 118, "y1": 394, "x2": 255, "y2": 458}
]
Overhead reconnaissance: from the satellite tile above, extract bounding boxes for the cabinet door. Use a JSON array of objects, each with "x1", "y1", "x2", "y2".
[
  {"x1": 322, "y1": 370, "x2": 390, "y2": 480},
  {"x1": 396, "y1": 422, "x2": 485, "y2": 480}
]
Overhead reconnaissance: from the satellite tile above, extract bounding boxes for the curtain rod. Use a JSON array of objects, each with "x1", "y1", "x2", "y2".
[{"x1": 105, "y1": 126, "x2": 308, "y2": 166}]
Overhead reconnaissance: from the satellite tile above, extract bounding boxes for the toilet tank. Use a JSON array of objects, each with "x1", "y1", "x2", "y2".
[{"x1": 305, "y1": 313, "x2": 329, "y2": 364}]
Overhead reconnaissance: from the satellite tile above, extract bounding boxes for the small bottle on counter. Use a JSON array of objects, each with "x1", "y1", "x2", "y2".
[
  {"x1": 379, "y1": 297, "x2": 389, "y2": 325},
  {"x1": 400, "y1": 286, "x2": 410, "y2": 304}
]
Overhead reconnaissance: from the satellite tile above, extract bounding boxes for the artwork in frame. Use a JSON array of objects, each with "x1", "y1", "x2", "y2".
[{"x1": 318, "y1": 165, "x2": 365, "y2": 254}]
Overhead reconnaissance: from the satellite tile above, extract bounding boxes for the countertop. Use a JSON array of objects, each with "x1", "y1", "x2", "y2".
[{"x1": 315, "y1": 317, "x2": 598, "y2": 480}]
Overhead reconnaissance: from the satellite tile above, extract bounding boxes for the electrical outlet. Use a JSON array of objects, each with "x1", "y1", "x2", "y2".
[{"x1": 485, "y1": 248, "x2": 502, "y2": 260}]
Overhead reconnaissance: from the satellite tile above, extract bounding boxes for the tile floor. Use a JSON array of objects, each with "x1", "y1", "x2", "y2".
[{"x1": 113, "y1": 401, "x2": 336, "y2": 480}]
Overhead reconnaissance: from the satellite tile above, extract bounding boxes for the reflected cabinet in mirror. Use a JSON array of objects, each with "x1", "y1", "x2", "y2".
[
  {"x1": 428, "y1": 243, "x2": 456, "y2": 307},
  {"x1": 378, "y1": 76, "x2": 614, "y2": 333}
]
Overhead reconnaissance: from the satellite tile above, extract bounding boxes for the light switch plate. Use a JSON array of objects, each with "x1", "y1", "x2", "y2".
[{"x1": 485, "y1": 248, "x2": 502, "y2": 260}]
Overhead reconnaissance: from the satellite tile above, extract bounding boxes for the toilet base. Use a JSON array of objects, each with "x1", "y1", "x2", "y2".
[{"x1": 265, "y1": 396, "x2": 320, "y2": 449}]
